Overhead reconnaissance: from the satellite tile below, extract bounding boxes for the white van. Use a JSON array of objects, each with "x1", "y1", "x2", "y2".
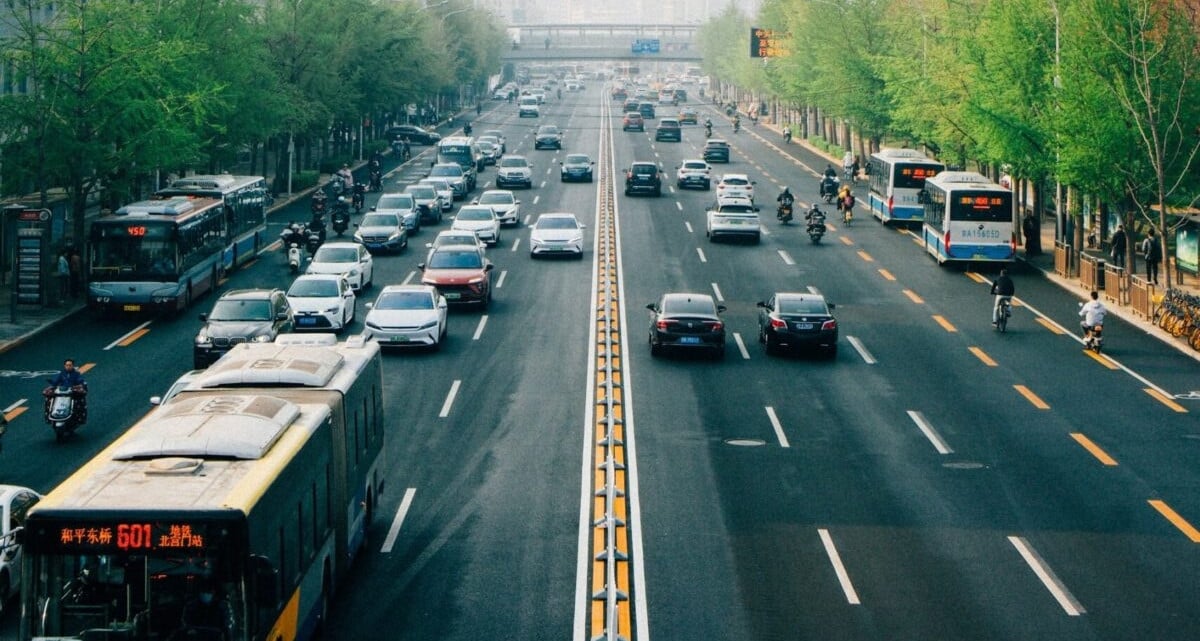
[{"x1": 518, "y1": 96, "x2": 540, "y2": 118}]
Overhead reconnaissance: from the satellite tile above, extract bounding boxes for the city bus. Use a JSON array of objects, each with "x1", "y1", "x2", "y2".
[
  {"x1": 866, "y1": 149, "x2": 944, "y2": 224},
  {"x1": 87, "y1": 197, "x2": 228, "y2": 314},
  {"x1": 19, "y1": 338, "x2": 385, "y2": 641},
  {"x1": 436, "y1": 136, "x2": 483, "y2": 181},
  {"x1": 920, "y1": 171, "x2": 1016, "y2": 265},
  {"x1": 156, "y1": 174, "x2": 270, "y2": 272}
]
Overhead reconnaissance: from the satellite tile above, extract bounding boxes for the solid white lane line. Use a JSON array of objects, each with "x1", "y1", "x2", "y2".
[
  {"x1": 685, "y1": 221, "x2": 694, "y2": 233},
  {"x1": 906, "y1": 410, "x2": 953, "y2": 454},
  {"x1": 778, "y1": 250, "x2": 795, "y2": 265},
  {"x1": 765, "y1": 406, "x2": 791, "y2": 448},
  {"x1": 4, "y1": 399, "x2": 27, "y2": 413},
  {"x1": 497, "y1": 270, "x2": 508, "y2": 288},
  {"x1": 733, "y1": 332, "x2": 750, "y2": 360},
  {"x1": 846, "y1": 336, "x2": 876, "y2": 364},
  {"x1": 1008, "y1": 536, "x2": 1086, "y2": 616},
  {"x1": 473, "y1": 316, "x2": 488, "y2": 341},
  {"x1": 711, "y1": 282, "x2": 724, "y2": 302},
  {"x1": 438, "y1": 380, "x2": 461, "y2": 418},
  {"x1": 104, "y1": 320, "x2": 153, "y2": 351},
  {"x1": 696, "y1": 247, "x2": 707, "y2": 263},
  {"x1": 676, "y1": 201, "x2": 683, "y2": 211},
  {"x1": 819, "y1": 528, "x2": 861, "y2": 605},
  {"x1": 402, "y1": 270, "x2": 417, "y2": 285},
  {"x1": 380, "y1": 487, "x2": 416, "y2": 553},
  {"x1": 511, "y1": 238, "x2": 521, "y2": 252}
]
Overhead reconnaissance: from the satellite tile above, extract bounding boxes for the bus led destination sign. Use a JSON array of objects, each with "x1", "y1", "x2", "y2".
[
  {"x1": 750, "y1": 27, "x2": 786, "y2": 58},
  {"x1": 56, "y1": 522, "x2": 208, "y2": 552}
]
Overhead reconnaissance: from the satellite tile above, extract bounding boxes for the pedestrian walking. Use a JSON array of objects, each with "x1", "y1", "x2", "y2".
[
  {"x1": 1022, "y1": 212, "x2": 1040, "y2": 256},
  {"x1": 55, "y1": 250, "x2": 70, "y2": 305},
  {"x1": 1110, "y1": 225, "x2": 1127, "y2": 269},
  {"x1": 1142, "y1": 227, "x2": 1162, "y2": 284}
]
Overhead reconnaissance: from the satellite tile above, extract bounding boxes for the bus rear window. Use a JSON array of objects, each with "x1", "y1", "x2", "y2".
[
  {"x1": 950, "y1": 192, "x2": 1012, "y2": 222},
  {"x1": 894, "y1": 164, "x2": 940, "y2": 189}
]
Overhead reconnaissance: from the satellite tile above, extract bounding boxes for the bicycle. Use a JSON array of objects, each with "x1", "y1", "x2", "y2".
[{"x1": 994, "y1": 296, "x2": 1012, "y2": 332}]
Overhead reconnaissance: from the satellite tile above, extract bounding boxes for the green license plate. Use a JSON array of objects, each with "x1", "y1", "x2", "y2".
[
  {"x1": 444, "y1": 292, "x2": 461, "y2": 300},
  {"x1": 389, "y1": 335, "x2": 409, "y2": 343}
]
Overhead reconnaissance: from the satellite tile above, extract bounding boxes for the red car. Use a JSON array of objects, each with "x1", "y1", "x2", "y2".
[
  {"x1": 623, "y1": 112, "x2": 644, "y2": 132},
  {"x1": 419, "y1": 244, "x2": 494, "y2": 307}
]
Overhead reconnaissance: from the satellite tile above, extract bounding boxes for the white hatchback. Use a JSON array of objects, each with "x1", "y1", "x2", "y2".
[
  {"x1": 474, "y1": 190, "x2": 521, "y2": 226},
  {"x1": 286, "y1": 273, "x2": 357, "y2": 332},
  {"x1": 451, "y1": 206, "x2": 502, "y2": 246},
  {"x1": 364, "y1": 285, "x2": 448, "y2": 349},
  {"x1": 716, "y1": 174, "x2": 756, "y2": 201},
  {"x1": 306, "y1": 242, "x2": 374, "y2": 291}
]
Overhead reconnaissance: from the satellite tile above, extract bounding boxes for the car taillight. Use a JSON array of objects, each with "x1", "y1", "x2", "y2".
[
  {"x1": 709, "y1": 321, "x2": 724, "y2": 332},
  {"x1": 656, "y1": 319, "x2": 673, "y2": 330},
  {"x1": 627, "y1": 172, "x2": 633, "y2": 179},
  {"x1": 821, "y1": 319, "x2": 837, "y2": 331},
  {"x1": 770, "y1": 318, "x2": 787, "y2": 329}
]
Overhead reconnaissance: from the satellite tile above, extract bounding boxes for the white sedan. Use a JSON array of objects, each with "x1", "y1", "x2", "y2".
[
  {"x1": 364, "y1": 285, "x2": 448, "y2": 349},
  {"x1": 529, "y1": 213, "x2": 586, "y2": 258},
  {"x1": 286, "y1": 273, "x2": 357, "y2": 332},
  {"x1": 418, "y1": 178, "x2": 455, "y2": 212},
  {"x1": 451, "y1": 206, "x2": 502, "y2": 245},
  {"x1": 474, "y1": 190, "x2": 521, "y2": 226},
  {"x1": 0, "y1": 485, "x2": 41, "y2": 614},
  {"x1": 716, "y1": 173, "x2": 756, "y2": 201},
  {"x1": 306, "y1": 241, "x2": 374, "y2": 291}
]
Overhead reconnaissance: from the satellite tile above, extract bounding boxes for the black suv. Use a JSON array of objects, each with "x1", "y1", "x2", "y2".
[
  {"x1": 193, "y1": 289, "x2": 294, "y2": 368},
  {"x1": 703, "y1": 139, "x2": 731, "y2": 163},
  {"x1": 655, "y1": 118, "x2": 682, "y2": 142},
  {"x1": 625, "y1": 162, "x2": 663, "y2": 197},
  {"x1": 386, "y1": 125, "x2": 441, "y2": 145}
]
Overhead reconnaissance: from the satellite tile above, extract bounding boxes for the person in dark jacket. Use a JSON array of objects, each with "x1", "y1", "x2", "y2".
[
  {"x1": 990, "y1": 269, "x2": 1015, "y2": 325},
  {"x1": 1110, "y1": 225, "x2": 1127, "y2": 268}
]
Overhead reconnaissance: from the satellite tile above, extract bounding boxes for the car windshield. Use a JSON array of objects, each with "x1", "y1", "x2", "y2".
[
  {"x1": 313, "y1": 247, "x2": 358, "y2": 263},
  {"x1": 288, "y1": 279, "x2": 338, "y2": 298},
  {"x1": 478, "y1": 142, "x2": 495, "y2": 151},
  {"x1": 430, "y1": 166, "x2": 461, "y2": 177},
  {"x1": 458, "y1": 208, "x2": 493, "y2": 221},
  {"x1": 723, "y1": 178, "x2": 750, "y2": 185},
  {"x1": 436, "y1": 234, "x2": 477, "y2": 247},
  {"x1": 683, "y1": 162, "x2": 707, "y2": 170},
  {"x1": 717, "y1": 205, "x2": 754, "y2": 214},
  {"x1": 406, "y1": 186, "x2": 435, "y2": 198},
  {"x1": 376, "y1": 291, "x2": 434, "y2": 310},
  {"x1": 662, "y1": 297, "x2": 715, "y2": 315},
  {"x1": 378, "y1": 195, "x2": 414, "y2": 209},
  {"x1": 209, "y1": 299, "x2": 272, "y2": 321},
  {"x1": 500, "y1": 158, "x2": 528, "y2": 168},
  {"x1": 422, "y1": 180, "x2": 450, "y2": 191},
  {"x1": 478, "y1": 193, "x2": 513, "y2": 205},
  {"x1": 484, "y1": 130, "x2": 503, "y2": 138},
  {"x1": 360, "y1": 214, "x2": 399, "y2": 228},
  {"x1": 429, "y1": 251, "x2": 483, "y2": 269},
  {"x1": 565, "y1": 155, "x2": 589, "y2": 164},
  {"x1": 538, "y1": 127, "x2": 559, "y2": 134},
  {"x1": 778, "y1": 298, "x2": 829, "y2": 314},
  {"x1": 537, "y1": 217, "x2": 579, "y2": 230}
]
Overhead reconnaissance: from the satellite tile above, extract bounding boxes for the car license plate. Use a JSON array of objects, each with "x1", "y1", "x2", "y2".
[
  {"x1": 444, "y1": 292, "x2": 461, "y2": 300},
  {"x1": 123, "y1": 304, "x2": 141, "y2": 312},
  {"x1": 679, "y1": 336, "x2": 701, "y2": 344},
  {"x1": 389, "y1": 335, "x2": 409, "y2": 343},
  {"x1": 298, "y1": 317, "x2": 317, "y2": 326},
  {"x1": 795, "y1": 323, "x2": 814, "y2": 330}
]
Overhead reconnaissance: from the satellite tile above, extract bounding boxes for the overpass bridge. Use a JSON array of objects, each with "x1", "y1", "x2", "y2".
[{"x1": 501, "y1": 23, "x2": 702, "y2": 63}]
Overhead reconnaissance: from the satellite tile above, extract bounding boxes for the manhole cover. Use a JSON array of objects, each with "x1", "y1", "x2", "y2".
[
  {"x1": 942, "y1": 461, "x2": 986, "y2": 470},
  {"x1": 725, "y1": 438, "x2": 767, "y2": 447}
]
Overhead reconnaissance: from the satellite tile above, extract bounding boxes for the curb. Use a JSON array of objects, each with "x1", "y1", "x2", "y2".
[{"x1": 0, "y1": 302, "x2": 88, "y2": 356}]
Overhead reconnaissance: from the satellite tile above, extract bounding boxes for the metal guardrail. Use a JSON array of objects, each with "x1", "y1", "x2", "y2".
[
  {"x1": 1103, "y1": 263, "x2": 1129, "y2": 305},
  {"x1": 1079, "y1": 253, "x2": 1105, "y2": 291},
  {"x1": 1054, "y1": 240, "x2": 1075, "y2": 278},
  {"x1": 1129, "y1": 275, "x2": 1157, "y2": 319}
]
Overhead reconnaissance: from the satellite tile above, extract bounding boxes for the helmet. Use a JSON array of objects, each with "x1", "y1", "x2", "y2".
[
  {"x1": 782, "y1": 187, "x2": 790, "y2": 193},
  {"x1": 337, "y1": 196, "x2": 346, "y2": 203}
]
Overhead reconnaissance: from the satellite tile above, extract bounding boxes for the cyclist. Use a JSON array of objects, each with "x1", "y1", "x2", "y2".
[
  {"x1": 990, "y1": 268, "x2": 1015, "y2": 326},
  {"x1": 1079, "y1": 290, "x2": 1107, "y2": 341}
]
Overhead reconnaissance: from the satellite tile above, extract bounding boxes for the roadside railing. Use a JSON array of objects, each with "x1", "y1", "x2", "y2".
[{"x1": 1054, "y1": 241, "x2": 1074, "y2": 278}]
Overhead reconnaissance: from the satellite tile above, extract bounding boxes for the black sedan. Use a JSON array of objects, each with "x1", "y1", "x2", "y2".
[
  {"x1": 386, "y1": 125, "x2": 441, "y2": 145},
  {"x1": 560, "y1": 154, "x2": 595, "y2": 182},
  {"x1": 647, "y1": 293, "x2": 726, "y2": 359},
  {"x1": 757, "y1": 293, "x2": 838, "y2": 357}
]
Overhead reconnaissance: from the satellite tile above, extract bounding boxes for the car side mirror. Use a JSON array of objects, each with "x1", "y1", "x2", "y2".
[
  {"x1": 370, "y1": 206, "x2": 377, "y2": 212},
  {"x1": 149, "y1": 396, "x2": 163, "y2": 406},
  {"x1": 484, "y1": 263, "x2": 495, "y2": 272},
  {"x1": 198, "y1": 313, "x2": 208, "y2": 322},
  {"x1": 579, "y1": 223, "x2": 587, "y2": 229},
  {"x1": 418, "y1": 263, "x2": 426, "y2": 270},
  {"x1": 365, "y1": 302, "x2": 374, "y2": 309},
  {"x1": 828, "y1": 303, "x2": 836, "y2": 310},
  {"x1": 276, "y1": 312, "x2": 290, "y2": 321},
  {"x1": 756, "y1": 301, "x2": 767, "y2": 309},
  {"x1": 717, "y1": 305, "x2": 727, "y2": 313},
  {"x1": 645, "y1": 303, "x2": 657, "y2": 312}
]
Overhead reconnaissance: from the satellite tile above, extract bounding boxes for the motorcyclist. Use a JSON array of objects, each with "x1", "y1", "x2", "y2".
[
  {"x1": 556, "y1": 87, "x2": 562, "y2": 99},
  {"x1": 463, "y1": 121, "x2": 473, "y2": 136},
  {"x1": 777, "y1": 187, "x2": 795, "y2": 207},
  {"x1": 310, "y1": 189, "x2": 327, "y2": 214},
  {"x1": 45, "y1": 359, "x2": 87, "y2": 425},
  {"x1": 335, "y1": 164, "x2": 353, "y2": 191},
  {"x1": 733, "y1": 115, "x2": 741, "y2": 132},
  {"x1": 820, "y1": 165, "x2": 839, "y2": 199},
  {"x1": 783, "y1": 125, "x2": 792, "y2": 143},
  {"x1": 368, "y1": 159, "x2": 382, "y2": 191},
  {"x1": 805, "y1": 203, "x2": 826, "y2": 231},
  {"x1": 351, "y1": 183, "x2": 366, "y2": 211},
  {"x1": 990, "y1": 268, "x2": 1015, "y2": 325},
  {"x1": 1079, "y1": 290, "x2": 1107, "y2": 340},
  {"x1": 704, "y1": 118, "x2": 712, "y2": 137},
  {"x1": 823, "y1": 164, "x2": 838, "y2": 180}
]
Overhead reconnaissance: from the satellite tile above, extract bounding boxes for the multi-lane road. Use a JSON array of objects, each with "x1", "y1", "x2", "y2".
[{"x1": 3, "y1": 83, "x2": 1200, "y2": 641}]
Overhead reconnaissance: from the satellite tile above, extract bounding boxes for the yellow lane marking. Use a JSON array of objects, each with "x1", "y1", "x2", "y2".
[
  {"x1": 932, "y1": 315, "x2": 957, "y2": 332},
  {"x1": 1145, "y1": 388, "x2": 1188, "y2": 413},
  {"x1": 242, "y1": 258, "x2": 258, "y2": 269},
  {"x1": 1036, "y1": 318, "x2": 1065, "y2": 334},
  {"x1": 878, "y1": 268, "x2": 896, "y2": 281},
  {"x1": 3, "y1": 407, "x2": 28, "y2": 422},
  {"x1": 968, "y1": 347, "x2": 997, "y2": 367},
  {"x1": 78, "y1": 362, "x2": 96, "y2": 373},
  {"x1": 965, "y1": 271, "x2": 987, "y2": 284},
  {"x1": 825, "y1": 222, "x2": 838, "y2": 232},
  {"x1": 910, "y1": 235, "x2": 923, "y2": 246},
  {"x1": 904, "y1": 290, "x2": 925, "y2": 304},
  {"x1": 1013, "y1": 385, "x2": 1050, "y2": 409},
  {"x1": 117, "y1": 329, "x2": 150, "y2": 347},
  {"x1": 1070, "y1": 433, "x2": 1118, "y2": 466},
  {"x1": 1148, "y1": 500, "x2": 1200, "y2": 542},
  {"x1": 857, "y1": 250, "x2": 874, "y2": 262},
  {"x1": 839, "y1": 236, "x2": 853, "y2": 246},
  {"x1": 1083, "y1": 350, "x2": 1118, "y2": 369}
]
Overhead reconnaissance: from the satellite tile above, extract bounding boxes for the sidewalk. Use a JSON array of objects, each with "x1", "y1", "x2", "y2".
[{"x1": 0, "y1": 106, "x2": 483, "y2": 355}]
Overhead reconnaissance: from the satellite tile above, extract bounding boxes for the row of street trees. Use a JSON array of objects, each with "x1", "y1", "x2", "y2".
[
  {"x1": 0, "y1": 0, "x2": 505, "y2": 244},
  {"x1": 698, "y1": 0, "x2": 1200, "y2": 287}
]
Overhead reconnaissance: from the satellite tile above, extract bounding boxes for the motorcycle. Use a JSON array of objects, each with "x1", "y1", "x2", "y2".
[
  {"x1": 805, "y1": 206, "x2": 827, "y2": 244},
  {"x1": 733, "y1": 120, "x2": 741, "y2": 134},
  {"x1": 776, "y1": 203, "x2": 793, "y2": 224},
  {"x1": 331, "y1": 202, "x2": 351, "y2": 237},
  {"x1": 820, "y1": 176, "x2": 840, "y2": 204},
  {"x1": 311, "y1": 191, "x2": 328, "y2": 215},
  {"x1": 351, "y1": 183, "x2": 366, "y2": 213},
  {"x1": 1079, "y1": 304, "x2": 1104, "y2": 352},
  {"x1": 307, "y1": 215, "x2": 327, "y2": 252},
  {"x1": 43, "y1": 384, "x2": 86, "y2": 442},
  {"x1": 280, "y1": 224, "x2": 306, "y2": 273},
  {"x1": 368, "y1": 169, "x2": 382, "y2": 192},
  {"x1": 704, "y1": 123, "x2": 712, "y2": 138}
]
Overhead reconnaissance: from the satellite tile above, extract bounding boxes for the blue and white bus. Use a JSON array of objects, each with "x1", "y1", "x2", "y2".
[
  {"x1": 866, "y1": 149, "x2": 944, "y2": 224},
  {"x1": 156, "y1": 174, "x2": 270, "y2": 271},
  {"x1": 920, "y1": 171, "x2": 1016, "y2": 265},
  {"x1": 87, "y1": 197, "x2": 228, "y2": 314}
]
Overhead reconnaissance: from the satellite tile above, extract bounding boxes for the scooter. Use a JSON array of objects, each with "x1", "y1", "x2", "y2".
[
  {"x1": 776, "y1": 203, "x2": 793, "y2": 224},
  {"x1": 1083, "y1": 322, "x2": 1104, "y2": 352},
  {"x1": 368, "y1": 169, "x2": 382, "y2": 192},
  {"x1": 311, "y1": 191, "x2": 328, "y2": 215},
  {"x1": 820, "y1": 176, "x2": 840, "y2": 204},
  {"x1": 306, "y1": 215, "x2": 326, "y2": 252},
  {"x1": 331, "y1": 203, "x2": 351, "y2": 237},
  {"x1": 281, "y1": 224, "x2": 306, "y2": 273},
  {"x1": 704, "y1": 124, "x2": 712, "y2": 138},
  {"x1": 43, "y1": 384, "x2": 85, "y2": 442},
  {"x1": 351, "y1": 183, "x2": 366, "y2": 213},
  {"x1": 805, "y1": 206, "x2": 826, "y2": 244}
]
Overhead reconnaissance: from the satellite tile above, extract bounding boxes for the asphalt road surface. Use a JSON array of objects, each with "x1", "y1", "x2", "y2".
[{"x1": 2, "y1": 83, "x2": 1200, "y2": 641}]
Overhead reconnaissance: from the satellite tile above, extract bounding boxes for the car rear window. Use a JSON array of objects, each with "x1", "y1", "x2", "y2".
[
  {"x1": 683, "y1": 162, "x2": 707, "y2": 170},
  {"x1": 663, "y1": 297, "x2": 716, "y2": 315},
  {"x1": 779, "y1": 298, "x2": 828, "y2": 314},
  {"x1": 632, "y1": 165, "x2": 658, "y2": 175}
]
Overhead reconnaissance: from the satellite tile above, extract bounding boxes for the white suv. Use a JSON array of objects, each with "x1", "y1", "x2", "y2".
[
  {"x1": 706, "y1": 196, "x2": 761, "y2": 244},
  {"x1": 676, "y1": 159, "x2": 712, "y2": 190},
  {"x1": 496, "y1": 156, "x2": 534, "y2": 189},
  {"x1": 518, "y1": 96, "x2": 540, "y2": 118}
]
